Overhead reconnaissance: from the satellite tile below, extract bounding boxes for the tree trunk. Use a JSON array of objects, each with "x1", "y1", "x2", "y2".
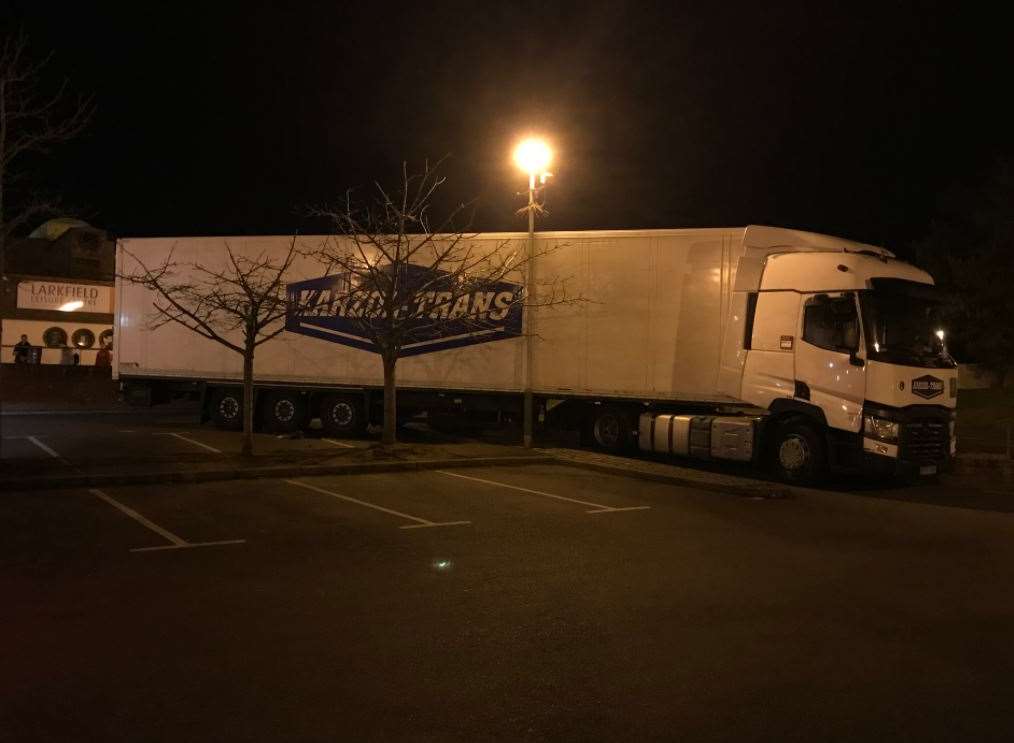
[
  {"x1": 382, "y1": 353, "x2": 397, "y2": 446},
  {"x1": 242, "y1": 347, "x2": 255, "y2": 456}
]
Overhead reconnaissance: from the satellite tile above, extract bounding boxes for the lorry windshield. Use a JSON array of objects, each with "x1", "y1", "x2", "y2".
[{"x1": 859, "y1": 280, "x2": 955, "y2": 369}]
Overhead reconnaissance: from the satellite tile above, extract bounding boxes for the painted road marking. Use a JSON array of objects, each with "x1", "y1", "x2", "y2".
[
  {"x1": 26, "y1": 436, "x2": 62, "y2": 459},
  {"x1": 323, "y1": 438, "x2": 357, "y2": 448},
  {"x1": 284, "y1": 479, "x2": 470, "y2": 529},
  {"x1": 155, "y1": 432, "x2": 222, "y2": 454},
  {"x1": 436, "y1": 470, "x2": 651, "y2": 514},
  {"x1": 131, "y1": 539, "x2": 247, "y2": 553},
  {"x1": 87, "y1": 488, "x2": 245, "y2": 553}
]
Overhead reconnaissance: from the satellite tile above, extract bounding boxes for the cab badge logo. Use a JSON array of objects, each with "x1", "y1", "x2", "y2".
[
  {"x1": 779, "y1": 335, "x2": 794, "y2": 350},
  {"x1": 911, "y1": 375, "x2": 944, "y2": 400}
]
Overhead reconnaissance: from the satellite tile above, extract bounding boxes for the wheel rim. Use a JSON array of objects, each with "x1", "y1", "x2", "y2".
[
  {"x1": 778, "y1": 435, "x2": 809, "y2": 472},
  {"x1": 219, "y1": 396, "x2": 239, "y2": 420},
  {"x1": 330, "y1": 402, "x2": 354, "y2": 427},
  {"x1": 594, "y1": 414, "x2": 620, "y2": 448},
  {"x1": 274, "y1": 399, "x2": 296, "y2": 423}
]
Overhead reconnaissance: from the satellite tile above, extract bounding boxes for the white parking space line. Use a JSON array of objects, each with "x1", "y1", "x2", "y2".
[
  {"x1": 154, "y1": 432, "x2": 222, "y2": 454},
  {"x1": 131, "y1": 539, "x2": 247, "y2": 553},
  {"x1": 90, "y1": 488, "x2": 186, "y2": 546},
  {"x1": 284, "y1": 479, "x2": 470, "y2": 530},
  {"x1": 88, "y1": 488, "x2": 245, "y2": 553},
  {"x1": 436, "y1": 470, "x2": 651, "y2": 515},
  {"x1": 323, "y1": 438, "x2": 357, "y2": 448},
  {"x1": 26, "y1": 436, "x2": 62, "y2": 459}
]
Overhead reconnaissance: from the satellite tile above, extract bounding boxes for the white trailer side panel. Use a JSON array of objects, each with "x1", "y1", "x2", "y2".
[
  {"x1": 532, "y1": 229, "x2": 744, "y2": 400},
  {"x1": 115, "y1": 229, "x2": 746, "y2": 401}
]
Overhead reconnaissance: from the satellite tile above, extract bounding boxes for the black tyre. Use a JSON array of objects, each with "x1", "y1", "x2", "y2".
[
  {"x1": 261, "y1": 390, "x2": 305, "y2": 433},
  {"x1": 770, "y1": 418, "x2": 828, "y2": 485},
  {"x1": 319, "y1": 394, "x2": 366, "y2": 437},
  {"x1": 587, "y1": 406, "x2": 634, "y2": 452},
  {"x1": 210, "y1": 388, "x2": 243, "y2": 430}
]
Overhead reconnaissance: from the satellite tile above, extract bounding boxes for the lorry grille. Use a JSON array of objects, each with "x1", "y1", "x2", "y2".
[{"x1": 900, "y1": 420, "x2": 949, "y2": 463}]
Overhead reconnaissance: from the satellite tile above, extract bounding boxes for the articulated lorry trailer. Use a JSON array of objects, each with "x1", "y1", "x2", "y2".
[{"x1": 114, "y1": 226, "x2": 956, "y2": 482}]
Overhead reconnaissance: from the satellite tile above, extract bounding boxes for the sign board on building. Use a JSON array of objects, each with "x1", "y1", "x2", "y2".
[{"x1": 16, "y1": 281, "x2": 114, "y2": 314}]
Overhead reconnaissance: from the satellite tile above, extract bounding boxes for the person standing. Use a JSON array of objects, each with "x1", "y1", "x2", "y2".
[
  {"x1": 13, "y1": 334, "x2": 32, "y2": 364},
  {"x1": 95, "y1": 343, "x2": 112, "y2": 367}
]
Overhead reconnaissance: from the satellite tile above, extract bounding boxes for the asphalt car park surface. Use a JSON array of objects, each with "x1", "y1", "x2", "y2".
[
  {"x1": 0, "y1": 412, "x2": 370, "y2": 465},
  {"x1": 4, "y1": 437, "x2": 1014, "y2": 741},
  {"x1": 3, "y1": 412, "x2": 1013, "y2": 505}
]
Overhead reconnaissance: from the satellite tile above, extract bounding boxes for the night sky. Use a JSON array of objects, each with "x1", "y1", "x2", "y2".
[{"x1": 2, "y1": 2, "x2": 1009, "y2": 257}]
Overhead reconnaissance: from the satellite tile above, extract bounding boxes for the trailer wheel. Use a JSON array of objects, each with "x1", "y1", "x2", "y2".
[
  {"x1": 588, "y1": 406, "x2": 633, "y2": 452},
  {"x1": 261, "y1": 390, "x2": 305, "y2": 433},
  {"x1": 211, "y1": 389, "x2": 243, "y2": 430},
  {"x1": 320, "y1": 394, "x2": 366, "y2": 437},
  {"x1": 771, "y1": 419, "x2": 827, "y2": 485}
]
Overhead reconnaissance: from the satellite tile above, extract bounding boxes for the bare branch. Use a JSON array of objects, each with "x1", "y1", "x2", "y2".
[
  {"x1": 301, "y1": 158, "x2": 582, "y2": 362},
  {"x1": 1, "y1": 29, "x2": 95, "y2": 282},
  {"x1": 118, "y1": 236, "x2": 310, "y2": 358}
]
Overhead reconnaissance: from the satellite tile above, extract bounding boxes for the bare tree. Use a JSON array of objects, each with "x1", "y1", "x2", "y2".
[
  {"x1": 0, "y1": 31, "x2": 93, "y2": 383},
  {"x1": 0, "y1": 30, "x2": 94, "y2": 280},
  {"x1": 307, "y1": 160, "x2": 574, "y2": 446},
  {"x1": 120, "y1": 239, "x2": 304, "y2": 456}
]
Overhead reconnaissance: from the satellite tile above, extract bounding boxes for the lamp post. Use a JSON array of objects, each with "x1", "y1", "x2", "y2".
[{"x1": 512, "y1": 138, "x2": 553, "y2": 448}]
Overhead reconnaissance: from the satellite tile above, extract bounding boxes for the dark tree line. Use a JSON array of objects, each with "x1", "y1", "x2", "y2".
[{"x1": 915, "y1": 158, "x2": 1014, "y2": 385}]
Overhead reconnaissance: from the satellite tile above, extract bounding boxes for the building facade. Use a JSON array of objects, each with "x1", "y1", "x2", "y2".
[{"x1": 1, "y1": 219, "x2": 115, "y2": 365}]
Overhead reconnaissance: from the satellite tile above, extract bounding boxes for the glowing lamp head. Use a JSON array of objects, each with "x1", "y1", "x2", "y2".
[
  {"x1": 935, "y1": 329, "x2": 945, "y2": 341},
  {"x1": 513, "y1": 138, "x2": 553, "y2": 175}
]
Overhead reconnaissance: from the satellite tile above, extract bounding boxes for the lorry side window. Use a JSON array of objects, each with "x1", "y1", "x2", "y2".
[
  {"x1": 803, "y1": 295, "x2": 859, "y2": 352},
  {"x1": 743, "y1": 293, "x2": 758, "y2": 350}
]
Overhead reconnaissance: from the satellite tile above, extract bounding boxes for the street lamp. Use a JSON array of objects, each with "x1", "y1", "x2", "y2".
[
  {"x1": 513, "y1": 139, "x2": 553, "y2": 183},
  {"x1": 513, "y1": 137, "x2": 553, "y2": 448}
]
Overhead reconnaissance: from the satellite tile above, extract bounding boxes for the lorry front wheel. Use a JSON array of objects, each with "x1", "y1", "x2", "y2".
[
  {"x1": 210, "y1": 389, "x2": 243, "y2": 430},
  {"x1": 320, "y1": 394, "x2": 366, "y2": 437},
  {"x1": 588, "y1": 407, "x2": 633, "y2": 452},
  {"x1": 262, "y1": 391, "x2": 305, "y2": 433},
  {"x1": 771, "y1": 419, "x2": 827, "y2": 485}
]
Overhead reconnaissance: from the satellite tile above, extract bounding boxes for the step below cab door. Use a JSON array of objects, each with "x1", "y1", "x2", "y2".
[{"x1": 795, "y1": 292, "x2": 866, "y2": 433}]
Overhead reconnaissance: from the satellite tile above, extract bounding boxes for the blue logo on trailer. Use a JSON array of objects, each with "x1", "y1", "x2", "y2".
[{"x1": 285, "y1": 264, "x2": 523, "y2": 356}]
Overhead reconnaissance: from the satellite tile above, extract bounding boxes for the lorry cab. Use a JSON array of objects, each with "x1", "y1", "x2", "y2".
[{"x1": 741, "y1": 245, "x2": 957, "y2": 482}]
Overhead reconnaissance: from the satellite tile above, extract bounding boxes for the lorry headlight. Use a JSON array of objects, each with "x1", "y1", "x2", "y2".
[{"x1": 864, "y1": 415, "x2": 899, "y2": 443}]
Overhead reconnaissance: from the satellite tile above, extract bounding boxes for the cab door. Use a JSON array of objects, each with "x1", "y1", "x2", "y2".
[{"x1": 795, "y1": 292, "x2": 866, "y2": 433}]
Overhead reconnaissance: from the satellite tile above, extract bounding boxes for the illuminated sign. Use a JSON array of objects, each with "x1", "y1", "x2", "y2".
[{"x1": 16, "y1": 281, "x2": 113, "y2": 313}]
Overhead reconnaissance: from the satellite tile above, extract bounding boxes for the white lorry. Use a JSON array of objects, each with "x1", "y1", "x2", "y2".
[{"x1": 114, "y1": 225, "x2": 957, "y2": 482}]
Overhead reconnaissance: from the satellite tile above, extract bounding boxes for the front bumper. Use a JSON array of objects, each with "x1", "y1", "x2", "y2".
[
  {"x1": 863, "y1": 450, "x2": 951, "y2": 478},
  {"x1": 860, "y1": 402, "x2": 954, "y2": 477}
]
